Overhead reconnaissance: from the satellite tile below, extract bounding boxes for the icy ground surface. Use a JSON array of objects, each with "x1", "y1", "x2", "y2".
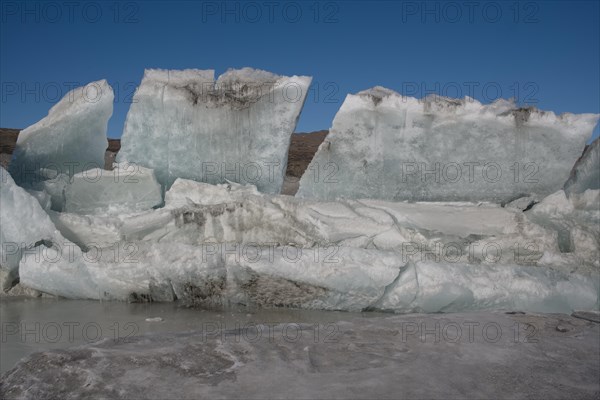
[
  {"x1": 1, "y1": 298, "x2": 599, "y2": 399},
  {"x1": 0, "y1": 298, "x2": 372, "y2": 374},
  {"x1": 297, "y1": 88, "x2": 599, "y2": 203}
]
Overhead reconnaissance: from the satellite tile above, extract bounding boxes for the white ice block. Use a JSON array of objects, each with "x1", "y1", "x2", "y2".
[
  {"x1": 64, "y1": 162, "x2": 162, "y2": 214},
  {"x1": 297, "y1": 87, "x2": 598, "y2": 203},
  {"x1": 9, "y1": 80, "x2": 112, "y2": 184},
  {"x1": 117, "y1": 68, "x2": 312, "y2": 193},
  {"x1": 0, "y1": 167, "x2": 65, "y2": 290}
]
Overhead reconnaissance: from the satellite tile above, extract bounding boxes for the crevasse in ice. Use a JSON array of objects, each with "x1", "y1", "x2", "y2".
[{"x1": 564, "y1": 136, "x2": 600, "y2": 195}]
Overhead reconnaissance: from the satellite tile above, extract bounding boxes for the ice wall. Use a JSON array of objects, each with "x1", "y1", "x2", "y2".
[
  {"x1": 44, "y1": 178, "x2": 599, "y2": 274},
  {"x1": 9, "y1": 80, "x2": 112, "y2": 185},
  {"x1": 19, "y1": 240, "x2": 598, "y2": 313},
  {"x1": 376, "y1": 261, "x2": 597, "y2": 313},
  {"x1": 297, "y1": 87, "x2": 599, "y2": 203},
  {"x1": 0, "y1": 167, "x2": 65, "y2": 291},
  {"x1": 19, "y1": 178, "x2": 600, "y2": 312},
  {"x1": 117, "y1": 68, "x2": 312, "y2": 193},
  {"x1": 5, "y1": 74, "x2": 598, "y2": 313}
]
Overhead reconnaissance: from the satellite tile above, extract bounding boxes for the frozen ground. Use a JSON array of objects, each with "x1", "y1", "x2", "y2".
[
  {"x1": 0, "y1": 298, "x2": 376, "y2": 374},
  {"x1": 1, "y1": 298, "x2": 599, "y2": 399}
]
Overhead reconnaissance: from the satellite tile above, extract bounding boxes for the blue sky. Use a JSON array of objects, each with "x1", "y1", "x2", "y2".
[{"x1": 1, "y1": 0, "x2": 599, "y2": 140}]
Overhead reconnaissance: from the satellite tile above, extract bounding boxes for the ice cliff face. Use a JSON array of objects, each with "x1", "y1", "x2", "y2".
[
  {"x1": 297, "y1": 87, "x2": 599, "y2": 203},
  {"x1": 9, "y1": 80, "x2": 112, "y2": 186},
  {"x1": 18, "y1": 178, "x2": 600, "y2": 313},
  {"x1": 0, "y1": 167, "x2": 68, "y2": 291},
  {"x1": 117, "y1": 68, "x2": 312, "y2": 193}
]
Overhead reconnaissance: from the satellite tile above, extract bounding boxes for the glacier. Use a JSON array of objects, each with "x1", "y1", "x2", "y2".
[
  {"x1": 117, "y1": 68, "x2": 312, "y2": 193},
  {"x1": 19, "y1": 240, "x2": 599, "y2": 313},
  {"x1": 17, "y1": 177, "x2": 600, "y2": 313},
  {"x1": 9, "y1": 80, "x2": 112, "y2": 186},
  {"x1": 296, "y1": 87, "x2": 599, "y2": 203},
  {"x1": 2, "y1": 73, "x2": 598, "y2": 315}
]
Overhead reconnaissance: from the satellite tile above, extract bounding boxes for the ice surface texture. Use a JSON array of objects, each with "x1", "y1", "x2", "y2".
[
  {"x1": 297, "y1": 87, "x2": 599, "y2": 203},
  {"x1": 0, "y1": 167, "x2": 64, "y2": 291},
  {"x1": 19, "y1": 178, "x2": 600, "y2": 313},
  {"x1": 564, "y1": 136, "x2": 600, "y2": 195},
  {"x1": 526, "y1": 189, "x2": 600, "y2": 265},
  {"x1": 64, "y1": 163, "x2": 162, "y2": 214},
  {"x1": 117, "y1": 68, "x2": 312, "y2": 193},
  {"x1": 4, "y1": 76, "x2": 599, "y2": 313},
  {"x1": 9, "y1": 80, "x2": 112, "y2": 185},
  {"x1": 2, "y1": 312, "x2": 599, "y2": 399},
  {"x1": 20, "y1": 240, "x2": 598, "y2": 313}
]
